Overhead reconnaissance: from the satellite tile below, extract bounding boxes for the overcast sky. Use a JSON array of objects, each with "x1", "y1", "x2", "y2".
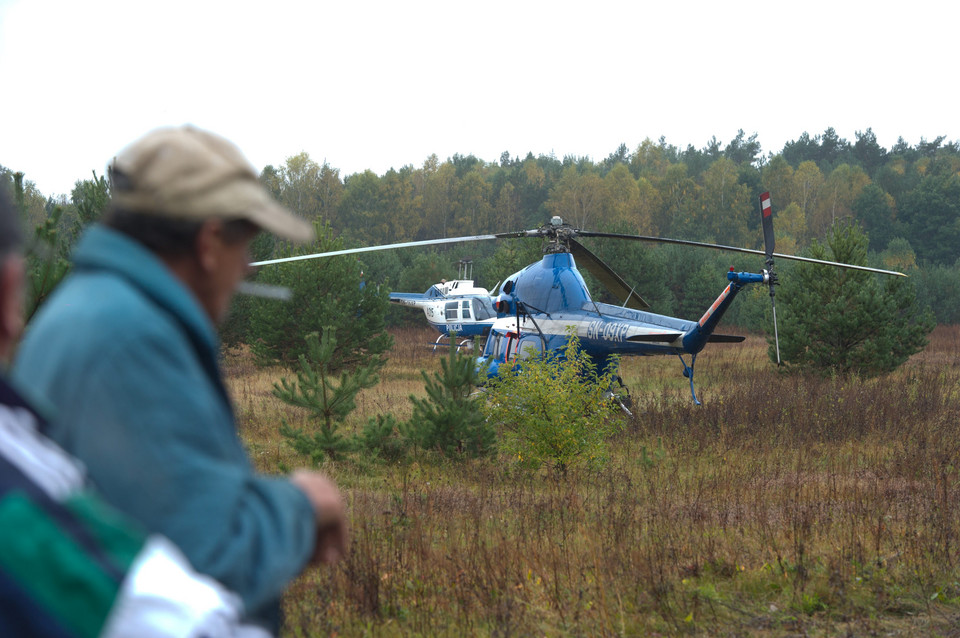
[{"x1": 1, "y1": 0, "x2": 956, "y2": 198}]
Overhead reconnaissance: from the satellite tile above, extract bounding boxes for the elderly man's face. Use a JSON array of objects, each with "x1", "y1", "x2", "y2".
[{"x1": 0, "y1": 255, "x2": 25, "y2": 363}]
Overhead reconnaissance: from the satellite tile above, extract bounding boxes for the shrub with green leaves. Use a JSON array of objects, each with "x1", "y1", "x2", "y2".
[{"x1": 482, "y1": 332, "x2": 621, "y2": 474}]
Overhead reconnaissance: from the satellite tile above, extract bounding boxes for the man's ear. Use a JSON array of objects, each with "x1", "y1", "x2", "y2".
[{"x1": 193, "y1": 219, "x2": 224, "y2": 274}]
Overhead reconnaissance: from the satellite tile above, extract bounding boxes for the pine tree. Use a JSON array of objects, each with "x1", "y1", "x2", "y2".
[
  {"x1": 13, "y1": 173, "x2": 71, "y2": 322},
  {"x1": 776, "y1": 222, "x2": 934, "y2": 376},
  {"x1": 249, "y1": 220, "x2": 393, "y2": 372},
  {"x1": 405, "y1": 337, "x2": 495, "y2": 459},
  {"x1": 274, "y1": 330, "x2": 380, "y2": 463}
]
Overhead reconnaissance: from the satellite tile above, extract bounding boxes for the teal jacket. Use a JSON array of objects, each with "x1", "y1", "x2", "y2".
[{"x1": 14, "y1": 225, "x2": 315, "y2": 630}]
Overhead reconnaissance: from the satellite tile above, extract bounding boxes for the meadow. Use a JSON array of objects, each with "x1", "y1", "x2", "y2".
[{"x1": 226, "y1": 326, "x2": 960, "y2": 637}]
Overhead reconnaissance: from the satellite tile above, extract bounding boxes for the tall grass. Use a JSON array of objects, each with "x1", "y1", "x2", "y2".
[{"x1": 226, "y1": 325, "x2": 960, "y2": 636}]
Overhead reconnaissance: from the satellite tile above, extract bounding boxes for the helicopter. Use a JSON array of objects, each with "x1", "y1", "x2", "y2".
[
  {"x1": 250, "y1": 192, "x2": 905, "y2": 403},
  {"x1": 388, "y1": 260, "x2": 499, "y2": 351}
]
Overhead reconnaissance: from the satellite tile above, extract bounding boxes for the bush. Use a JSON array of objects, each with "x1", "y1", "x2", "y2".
[{"x1": 482, "y1": 332, "x2": 621, "y2": 474}]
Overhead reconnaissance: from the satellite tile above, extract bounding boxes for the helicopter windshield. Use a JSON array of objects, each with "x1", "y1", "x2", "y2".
[{"x1": 472, "y1": 297, "x2": 496, "y2": 321}]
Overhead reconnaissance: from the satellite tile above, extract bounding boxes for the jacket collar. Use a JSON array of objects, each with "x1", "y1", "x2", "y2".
[{"x1": 71, "y1": 225, "x2": 220, "y2": 359}]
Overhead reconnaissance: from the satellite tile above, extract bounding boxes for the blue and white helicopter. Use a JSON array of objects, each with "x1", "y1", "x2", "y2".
[
  {"x1": 477, "y1": 192, "x2": 904, "y2": 404},
  {"x1": 388, "y1": 260, "x2": 499, "y2": 351},
  {"x1": 251, "y1": 193, "x2": 904, "y2": 403}
]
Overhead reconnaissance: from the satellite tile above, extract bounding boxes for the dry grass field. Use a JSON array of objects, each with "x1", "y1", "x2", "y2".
[{"x1": 225, "y1": 325, "x2": 960, "y2": 637}]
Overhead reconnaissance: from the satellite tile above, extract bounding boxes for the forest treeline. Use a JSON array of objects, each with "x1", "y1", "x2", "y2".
[{"x1": 5, "y1": 127, "x2": 960, "y2": 326}]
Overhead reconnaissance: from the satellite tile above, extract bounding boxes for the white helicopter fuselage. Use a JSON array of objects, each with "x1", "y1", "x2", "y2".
[{"x1": 389, "y1": 280, "x2": 498, "y2": 338}]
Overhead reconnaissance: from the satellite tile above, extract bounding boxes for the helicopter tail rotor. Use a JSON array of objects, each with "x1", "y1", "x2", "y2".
[{"x1": 759, "y1": 192, "x2": 781, "y2": 365}]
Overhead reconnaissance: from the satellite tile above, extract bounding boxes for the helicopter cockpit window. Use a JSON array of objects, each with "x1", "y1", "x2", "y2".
[
  {"x1": 473, "y1": 298, "x2": 495, "y2": 320},
  {"x1": 445, "y1": 301, "x2": 458, "y2": 321},
  {"x1": 461, "y1": 300, "x2": 472, "y2": 320}
]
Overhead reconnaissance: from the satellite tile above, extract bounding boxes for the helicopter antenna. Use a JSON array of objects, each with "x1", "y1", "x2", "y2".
[
  {"x1": 760, "y1": 192, "x2": 781, "y2": 365},
  {"x1": 591, "y1": 298, "x2": 604, "y2": 317},
  {"x1": 458, "y1": 259, "x2": 473, "y2": 281}
]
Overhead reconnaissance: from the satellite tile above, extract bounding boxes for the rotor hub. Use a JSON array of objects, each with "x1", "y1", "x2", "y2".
[{"x1": 539, "y1": 218, "x2": 577, "y2": 254}]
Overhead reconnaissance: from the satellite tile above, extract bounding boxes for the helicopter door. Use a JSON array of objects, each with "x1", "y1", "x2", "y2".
[
  {"x1": 489, "y1": 333, "x2": 501, "y2": 358},
  {"x1": 461, "y1": 300, "x2": 472, "y2": 320},
  {"x1": 516, "y1": 336, "x2": 543, "y2": 360}
]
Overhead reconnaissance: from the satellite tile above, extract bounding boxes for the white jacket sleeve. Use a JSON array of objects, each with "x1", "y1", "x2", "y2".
[{"x1": 101, "y1": 535, "x2": 272, "y2": 638}]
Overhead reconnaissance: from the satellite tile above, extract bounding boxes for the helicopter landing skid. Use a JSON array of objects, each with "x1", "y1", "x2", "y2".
[
  {"x1": 433, "y1": 334, "x2": 475, "y2": 353},
  {"x1": 606, "y1": 375, "x2": 633, "y2": 417},
  {"x1": 677, "y1": 353, "x2": 701, "y2": 405}
]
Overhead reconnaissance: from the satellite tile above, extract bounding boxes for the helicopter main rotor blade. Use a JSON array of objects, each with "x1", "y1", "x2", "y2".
[
  {"x1": 577, "y1": 231, "x2": 907, "y2": 278},
  {"x1": 569, "y1": 239, "x2": 650, "y2": 310},
  {"x1": 250, "y1": 234, "x2": 500, "y2": 267}
]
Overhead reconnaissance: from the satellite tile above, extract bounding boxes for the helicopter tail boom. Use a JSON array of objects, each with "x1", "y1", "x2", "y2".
[{"x1": 682, "y1": 270, "x2": 763, "y2": 354}]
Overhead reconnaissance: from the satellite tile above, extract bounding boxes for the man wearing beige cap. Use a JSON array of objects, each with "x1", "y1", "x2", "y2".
[
  {"x1": 1, "y1": 184, "x2": 272, "y2": 637},
  {"x1": 14, "y1": 126, "x2": 346, "y2": 633}
]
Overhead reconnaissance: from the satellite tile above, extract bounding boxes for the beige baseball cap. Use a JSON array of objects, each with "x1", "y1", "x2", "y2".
[{"x1": 109, "y1": 126, "x2": 314, "y2": 243}]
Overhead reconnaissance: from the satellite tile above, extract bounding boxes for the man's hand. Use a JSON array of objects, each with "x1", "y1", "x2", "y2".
[{"x1": 290, "y1": 470, "x2": 347, "y2": 565}]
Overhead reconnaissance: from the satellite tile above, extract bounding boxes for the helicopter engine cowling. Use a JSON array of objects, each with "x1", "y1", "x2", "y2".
[
  {"x1": 494, "y1": 297, "x2": 516, "y2": 315},
  {"x1": 512, "y1": 252, "x2": 592, "y2": 313}
]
